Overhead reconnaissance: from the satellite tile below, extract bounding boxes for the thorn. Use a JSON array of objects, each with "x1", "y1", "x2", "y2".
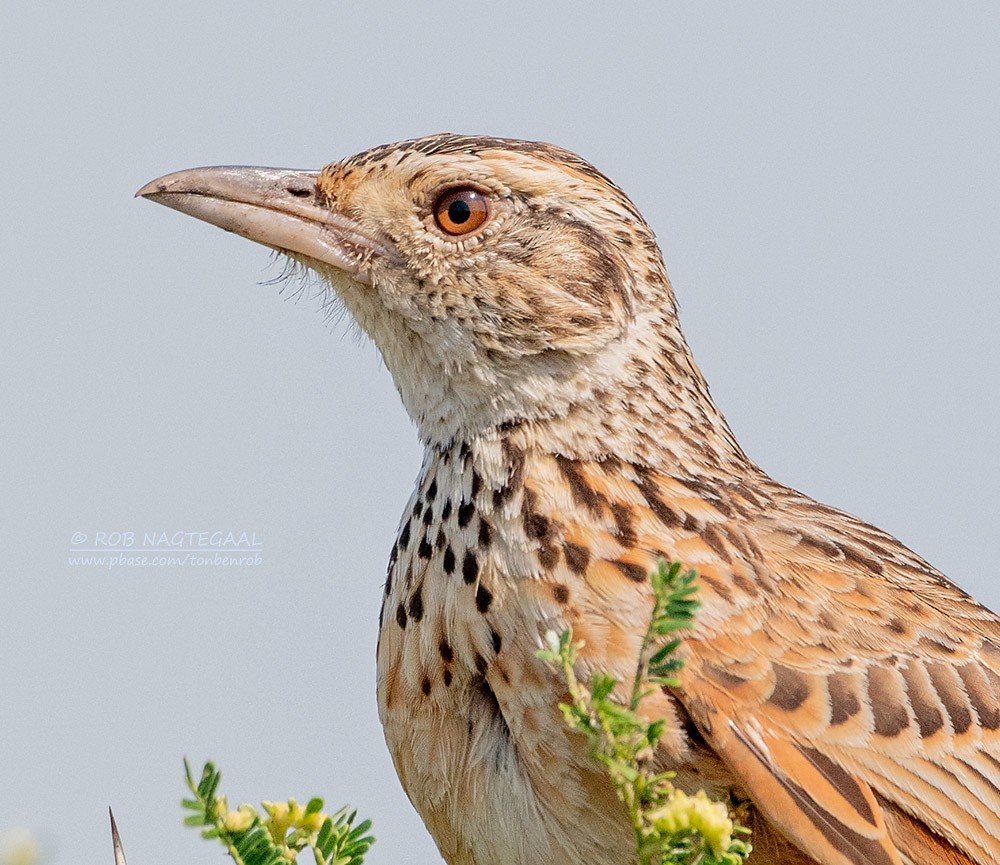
[{"x1": 109, "y1": 808, "x2": 128, "y2": 865}]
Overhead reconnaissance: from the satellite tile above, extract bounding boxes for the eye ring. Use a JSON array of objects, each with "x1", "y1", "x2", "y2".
[{"x1": 433, "y1": 187, "x2": 490, "y2": 236}]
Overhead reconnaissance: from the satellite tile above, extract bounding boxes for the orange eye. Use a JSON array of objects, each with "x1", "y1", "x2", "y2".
[{"x1": 433, "y1": 188, "x2": 490, "y2": 235}]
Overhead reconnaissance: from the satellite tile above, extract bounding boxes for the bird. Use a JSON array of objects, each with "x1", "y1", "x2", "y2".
[{"x1": 138, "y1": 134, "x2": 1000, "y2": 865}]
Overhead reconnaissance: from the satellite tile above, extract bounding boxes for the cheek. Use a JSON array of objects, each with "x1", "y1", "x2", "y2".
[{"x1": 465, "y1": 238, "x2": 633, "y2": 356}]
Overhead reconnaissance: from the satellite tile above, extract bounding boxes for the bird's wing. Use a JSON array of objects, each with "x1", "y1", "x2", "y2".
[
  {"x1": 525, "y1": 456, "x2": 998, "y2": 863},
  {"x1": 676, "y1": 501, "x2": 1000, "y2": 865}
]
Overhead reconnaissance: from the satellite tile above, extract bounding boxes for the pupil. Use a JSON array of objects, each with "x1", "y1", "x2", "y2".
[{"x1": 448, "y1": 199, "x2": 471, "y2": 224}]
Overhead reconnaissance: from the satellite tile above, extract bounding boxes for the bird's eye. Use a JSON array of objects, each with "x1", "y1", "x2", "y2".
[{"x1": 433, "y1": 188, "x2": 490, "y2": 236}]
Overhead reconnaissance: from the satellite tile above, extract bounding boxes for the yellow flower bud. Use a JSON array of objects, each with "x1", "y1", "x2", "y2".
[
  {"x1": 224, "y1": 806, "x2": 256, "y2": 833},
  {"x1": 301, "y1": 811, "x2": 328, "y2": 832},
  {"x1": 286, "y1": 799, "x2": 306, "y2": 826},
  {"x1": 212, "y1": 797, "x2": 230, "y2": 821},
  {"x1": 262, "y1": 801, "x2": 287, "y2": 821},
  {"x1": 262, "y1": 800, "x2": 293, "y2": 843},
  {"x1": 649, "y1": 789, "x2": 734, "y2": 855}
]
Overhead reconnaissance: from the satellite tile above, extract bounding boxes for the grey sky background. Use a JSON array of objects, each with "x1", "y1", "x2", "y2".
[{"x1": 1, "y1": 4, "x2": 998, "y2": 865}]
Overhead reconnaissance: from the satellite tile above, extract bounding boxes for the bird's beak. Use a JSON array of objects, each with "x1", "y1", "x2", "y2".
[{"x1": 136, "y1": 166, "x2": 387, "y2": 284}]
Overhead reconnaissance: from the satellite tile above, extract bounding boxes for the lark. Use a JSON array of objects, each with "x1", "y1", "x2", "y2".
[{"x1": 139, "y1": 135, "x2": 1000, "y2": 865}]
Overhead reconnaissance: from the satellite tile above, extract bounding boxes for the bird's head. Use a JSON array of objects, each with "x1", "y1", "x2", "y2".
[{"x1": 139, "y1": 134, "x2": 732, "y2": 460}]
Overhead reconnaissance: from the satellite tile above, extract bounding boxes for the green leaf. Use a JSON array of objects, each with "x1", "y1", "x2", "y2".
[
  {"x1": 648, "y1": 639, "x2": 681, "y2": 666},
  {"x1": 590, "y1": 672, "x2": 617, "y2": 701}
]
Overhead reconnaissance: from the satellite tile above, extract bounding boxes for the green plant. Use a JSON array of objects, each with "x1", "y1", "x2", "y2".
[
  {"x1": 182, "y1": 760, "x2": 374, "y2": 865},
  {"x1": 182, "y1": 562, "x2": 749, "y2": 865},
  {"x1": 537, "y1": 560, "x2": 752, "y2": 865}
]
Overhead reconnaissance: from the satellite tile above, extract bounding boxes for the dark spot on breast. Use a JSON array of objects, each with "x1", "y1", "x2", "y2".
[
  {"x1": 439, "y1": 639, "x2": 454, "y2": 664},
  {"x1": 435, "y1": 527, "x2": 446, "y2": 550},
  {"x1": 384, "y1": 570, "x2": 393, "y2": 596},
  {"x1": 564, "y1": 542, "x2": 590, "y2": 575},
  {"x1": 475, "y1": 653, "x2": 488, "y2": 675},
  {"x1": 421, "y1": 676, "x2": 431, "y2": 696},
  {"x1": 552, "y1": 584, "x2": 570, "y2": 604},
  {"x1": 398, "y1": 521, "x2": 411, "y2": 549},
  {"x1": 524, "y1": 513, "x2": 550, "y2": 540},
  {"x1": 418, "y1": 536, "x2": 433, "y2": 559},
  {"x1": 408, "y1": 584, "x2": 424, "y2": 622},
  {"x1": 538, "y1": 543, "x2": 560, "y2": 569},
  {"x1": 476, "y1": 584, "x2": 493, "y2": 613},
  {"x1": 868, "y1": 667, "x2": 911, "y2": 736},
  {"x1": 443, "y1": 546, "x2": 456, "y2": 574},
  {"x1": 491, "y1": 630, "x2": 502, "y2": 652},
  {"x1": 426, "y1": 479, "x2": 437, "y2": 501},
  {"x1": 463, "y1": 551, "x2": 479, "y2": 584},
  {"x1": 887, "y1": 618, "x2": 908, "y2": 635},
  {"x1": 458, "y1": 501, "x2": 476, "y2": 528},
  {"x1": 443, "y1": 669, "x2": 453, "y2": 687},
  {"x1": 613, "y1": 559, "x2": 648, "y2": 583},
  {"x1": 422, "y1": 507, "x2": 434, "y2": 526},
  {"x1": 395, "y1": 603, "x2": 407, "y2": 629},
  {"x1": 471, "y1": 471, "x2": 483, "y2": 499},
  {"x1": 412, "y1": 500, "x2": 423, "y2": 519},
  {"x1": 769, "y1": 664, "x2": 811, "y2": 711},
  {"x1": 441, "y1": 499, "x2": 452, "y2": 520},
  {"x1": 478, "y1": 519, "x2": 492, "y2": 547}
]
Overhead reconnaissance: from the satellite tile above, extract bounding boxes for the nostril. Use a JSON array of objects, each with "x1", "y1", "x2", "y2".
[{"x1": 286, "y1": 186, "x2": 312, "y2": 198}]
